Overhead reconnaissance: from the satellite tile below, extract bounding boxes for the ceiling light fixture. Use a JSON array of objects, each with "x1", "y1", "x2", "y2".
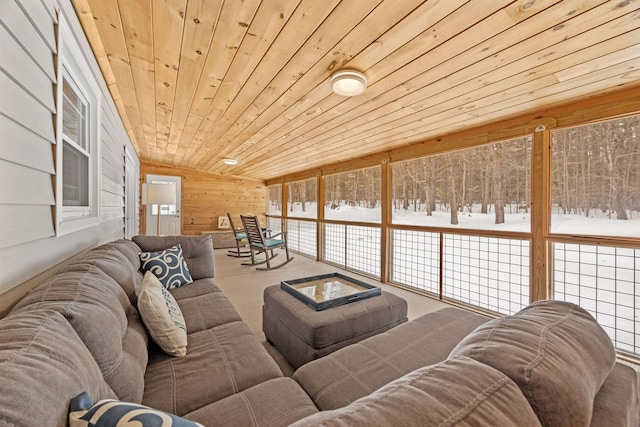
[
  {"x1": 330, "y1": 69, "x2": 367, "y2": 97},
  {"x1": 222, "y1": 158, "x2": 238, "y2": 165}
]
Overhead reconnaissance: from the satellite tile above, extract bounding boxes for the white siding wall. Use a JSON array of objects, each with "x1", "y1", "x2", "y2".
[{"x1": 0, "y1": 0, "x2": 139, "y2": 304}]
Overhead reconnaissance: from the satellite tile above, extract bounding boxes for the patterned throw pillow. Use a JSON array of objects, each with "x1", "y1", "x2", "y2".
[
  {"x1": 139, "y1": 244, "x2": 193, "y2": 289},
  {"x1": 138, "y1": 271, "x2": 188, "y2": 357},
  {"x1": 69, "y1": 391, "x2": 204, "y2": 426}
]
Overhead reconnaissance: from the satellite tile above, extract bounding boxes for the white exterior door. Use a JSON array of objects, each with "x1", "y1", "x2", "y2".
[{"x1": 145, "y1": 174, "x2": 181, "y2": 236}]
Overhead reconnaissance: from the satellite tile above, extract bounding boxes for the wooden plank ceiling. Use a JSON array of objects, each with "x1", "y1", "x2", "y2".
[{"x1": 73, "y1": 0, "x2": 640, "y2": 181}]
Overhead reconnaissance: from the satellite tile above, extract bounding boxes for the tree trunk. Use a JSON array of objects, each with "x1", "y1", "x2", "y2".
[
  {"x1": 494, "y1": 144, "x2": 505, "y2": 224},
  {"x1": 481, "y1": 149, "x2": 490, "y2": 214},
  {"x1": 448, "y1": 159, "x2": 458, "y2": 225}
]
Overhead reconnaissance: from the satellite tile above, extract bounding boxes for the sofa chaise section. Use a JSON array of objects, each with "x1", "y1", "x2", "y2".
[{"x1": 293, "y1": 306, "x2": 490, "y2": 410}]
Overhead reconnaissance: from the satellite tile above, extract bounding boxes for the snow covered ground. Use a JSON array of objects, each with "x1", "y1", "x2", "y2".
[{"x1": 286, "y1": 201, "x2": 640, "y2": 237}]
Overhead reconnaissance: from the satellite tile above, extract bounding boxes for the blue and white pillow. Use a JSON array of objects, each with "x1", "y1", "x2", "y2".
[
  {"x1": 69, "y1": 392, "x2": 203, "y2": 426},
  {"x1": 139, "y1": 244, "x2": 193, "y2": 290}
]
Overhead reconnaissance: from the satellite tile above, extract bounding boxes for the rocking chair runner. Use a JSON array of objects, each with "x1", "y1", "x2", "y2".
[
  {"x1": 240, "y1": 215, "x2": 294, "y2": 270},
  {"x1": 226, "y1": 213, "x2": 251, "y2": 258}
]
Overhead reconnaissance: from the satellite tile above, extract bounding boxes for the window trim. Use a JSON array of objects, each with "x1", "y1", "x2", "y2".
[{"x1": 55, "y1": 15, "x2": 102, "y2": 236}]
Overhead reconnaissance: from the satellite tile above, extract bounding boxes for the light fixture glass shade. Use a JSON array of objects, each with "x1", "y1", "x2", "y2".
[
  {"x1": 223, "y1": 158, "x2": 238, "y2": 165},
  {"x1": 330, "y1": 70, "x2": 367, "y2": 96}
]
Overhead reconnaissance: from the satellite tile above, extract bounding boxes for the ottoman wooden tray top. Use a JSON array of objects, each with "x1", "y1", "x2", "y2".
[{"x1": 263, "y1": 275, "x2": 408, "y2": 369}]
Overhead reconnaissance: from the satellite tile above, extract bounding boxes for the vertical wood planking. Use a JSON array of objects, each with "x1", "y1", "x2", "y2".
[
  {"x1": 165, "y1": 0, "x2": 224, "y2": 159},
  {"x1": 140, "y1": 161, "x2": 267, "y2": 235},
  {"x1": 152, "y1": 0, "x2": 186, "y2": 155}
]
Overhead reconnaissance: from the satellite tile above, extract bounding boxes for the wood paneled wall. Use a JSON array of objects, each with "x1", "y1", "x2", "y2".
[{"x1": 140, "y1": 161, "x2": 267, "y2": 235}]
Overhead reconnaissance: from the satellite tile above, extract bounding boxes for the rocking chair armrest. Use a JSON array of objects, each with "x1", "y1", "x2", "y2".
[{"x1": 268, "y1": 231, "x2": 286, "y2": 240}]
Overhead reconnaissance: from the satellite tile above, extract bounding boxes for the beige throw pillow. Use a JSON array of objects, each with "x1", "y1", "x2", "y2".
[{"x1": 138, "y1": 271, "x2": 187, "y2": 357}]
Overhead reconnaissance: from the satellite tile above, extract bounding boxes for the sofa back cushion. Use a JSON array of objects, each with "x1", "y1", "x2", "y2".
[
  {"x1": 133, "y1": 235, "x2": 214, "y2": 279},
  {"x1": 449, "y1": 300, "x2": 616, "y2": 427},
  {"x1": 10, "y1": 263, "x2": 148, "y2": 403},
  {"x1": 80, "y1": 239, "x2": 143, "y2": 305},
  {"x1": 0, "y1": 310, "x2": 115, "y2": 427},
  {"x1": 290, "y1": 356, "x2": 541, "y2": 427}
]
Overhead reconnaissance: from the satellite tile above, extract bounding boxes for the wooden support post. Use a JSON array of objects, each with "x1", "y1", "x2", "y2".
[
  {"x1": 530, "y1": 127, "x2": 550, "y2": 302},
  {"x1": 317, "y1": 174, "x2": 324, "y2": 261},
  {"x1": 380, "y1": 160, "x2": 391, "y2": 283}
]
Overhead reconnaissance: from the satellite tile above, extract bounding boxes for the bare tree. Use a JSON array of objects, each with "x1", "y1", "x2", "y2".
[{"x1": 493, "y1": 144, "x2": 505, "y2": 224}]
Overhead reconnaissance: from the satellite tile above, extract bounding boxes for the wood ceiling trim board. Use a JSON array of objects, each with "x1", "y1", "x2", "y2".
[
  {"x1": 554, "y1": 40, "x2": 640, "y2": 82},
  {"x1": 229, "y1": 0, "x2": 551, "y2": 174},
  {"x1": 85, "y1": 0, "x2": 129, "y2": 62},
  {"x1": 233, "y1": 1, "x2": 634, "y2": 174},
  {"x1": 165, "y1": 0, "x2": 224, "y2": 155},
  {"x1": 129, "y1": 57, "x2": 157, "y2": 152},
  {"x1": 118, "y1": 0, "x2": 153, "y2": 61},
  {"x1": 176, "y1": 0, "x2": 300, "y2": 166},
  {"x1": 189, "y1": 0, "x2": 262, "y2": 122},
  {"x1": 192, "y1": 0, "x2": 343, "y2": 168},
  {"x1": 218, "y1": 0, "x2": 461, "y2": 173},
  {"x1": 117, "y1": 0, "x2": 156, "y2": 156},
  {"x1": 152, "y1": 0, "x2": 186, "y2": 156},
  {"x1": 73, "y1": 0, "x2": 143, "y2": 154},
  {"x1": 105, "y1": 47, "x2": 151, "y2": 156}
]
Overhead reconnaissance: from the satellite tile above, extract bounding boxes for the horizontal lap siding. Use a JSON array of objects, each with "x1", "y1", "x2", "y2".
[
  {"x1": 0, "y1": 0, "x2": 139, "y2": 307},
  {"x1": 0, "y1": 0, "x2": 57, "y2": 253}
]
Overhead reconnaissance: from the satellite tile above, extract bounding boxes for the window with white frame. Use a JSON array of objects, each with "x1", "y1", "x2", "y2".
[
  {"x1": 56, "y1": 15, "x2": 101, "y2": 235},
  {"x1": 61, "y1": 75, "x2": 89, "y2": 207}
]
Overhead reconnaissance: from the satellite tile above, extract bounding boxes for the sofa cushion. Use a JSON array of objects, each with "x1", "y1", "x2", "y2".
[
  {"x1": 140, "y1": 244, "x2": 194, "y2": 290},
  {"x1": 176, "y1": 291, "x2": 243, "y2": 334},
  {"x1": 69, "y1": 392, "x2": 203, "y2": 427},
  {"x1": 104, "y1": 306, "x2": 149, "y2": 403},
  {"x1": 0, "y1": 310, "x2": 115, "y2": 427},
  {"x1": 138, "y1": 271, "x2": 188, "y2": 357},
  {"x1": 293, "y1": 306, "x2": 489, "y2": 410},
  {"x1": 133, "y1": 235, "x2": 214, "y2": 279},
  {"x1": 590, "y1": 363, "x2": 640, "y2": 427},
  {"x1": 290, "y1": 356, "x2": 542, "y2": 427},
  {"x1": 81, "y1": 239, "x2": 142, "y2": 304},
  {"x1": 143, "y1": 321, "x2": 282, "y2": 416},
  {"x1": 170, "y1": 277, "x2": 221, "y2": 300},
  {"x1": 11, "y1": 263, "x2": 147, "y2": 403},
  {"x1": 449, "y1": 300, "x2": 616, "y2": 427},
  {"x1": 184, "y1": 378, "x2": 318, "y2": 426}
]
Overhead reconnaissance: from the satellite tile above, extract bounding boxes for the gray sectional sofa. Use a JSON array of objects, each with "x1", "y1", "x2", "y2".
[{"x1": 0, "y1": 235, "x2": 638, "y2": 426}]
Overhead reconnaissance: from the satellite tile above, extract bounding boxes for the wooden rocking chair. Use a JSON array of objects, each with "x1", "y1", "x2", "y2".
[
  {"x1": 240, "y1": 215, "x2": 294, "y2": 270},
  {"x1": 226, "y1": 213, "x2": 251, "y2": 258}
]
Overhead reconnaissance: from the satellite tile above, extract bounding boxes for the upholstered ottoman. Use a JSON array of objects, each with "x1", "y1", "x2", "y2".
[{"x1": 263, "y1": 284, "x2": 408, "y2": 369}]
